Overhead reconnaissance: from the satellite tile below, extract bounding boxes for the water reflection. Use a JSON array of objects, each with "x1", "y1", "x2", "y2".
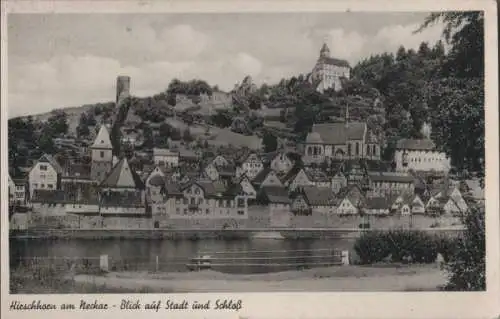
[{"x1": 10, "y1": 238, "x2": 356, "y2": 274}]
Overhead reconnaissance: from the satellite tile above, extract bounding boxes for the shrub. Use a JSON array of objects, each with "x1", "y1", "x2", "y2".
[
  {"x1": 354, "y1": 229, "x2": 453, "y2": 264},
  {"x1": 443, "y1": 208, "x2": 485, "y2": 291},
  {"x1": 353, "y1": 231, "x2": 391, "y2": 264}
]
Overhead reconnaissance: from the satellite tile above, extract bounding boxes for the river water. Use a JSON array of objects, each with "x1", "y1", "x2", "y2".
[{"x1": 10, "y1": 237, "x2": 357, "y2": 274}]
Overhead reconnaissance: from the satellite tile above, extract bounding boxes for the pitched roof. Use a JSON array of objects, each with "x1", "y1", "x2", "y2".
[
  {"x1": 148, "y1": 174, "x2": 166, "y2": 187},
  {"x1": 37, "y1": 154, "x2": 64, "y2": 174},
  {"x1": 100, "y1": 191, "x2": 143, "y2": 207},
  {"x1": 318, "y1": 56, "x2": 350, "y2": 68},
  {"x1": 101, "y1": 158, "x2": 145, "y2": 189},
  {"x1": 281, "y1": 166, "x2": 301, "y2": 184},
  {"x1": 153, "y1": 148, "x2": 179, "y2": 157},
  {"x1": 308, "y1": 122, "x2": 366, "y2": 145},
  {"x1": 163, "y1": 183, "x2": 183, "y2": 197},
  {"x1": 260, "y1": 186, "x2": 290, "y2": 204},
  {"x1": 396, "y1": 139, "x2": 436, "y2": 151},
  {"x1": 91, "y1": 125, "x2": 113, "y2": 150},
  {"x1": 304, "y1": 168, "x2": 330, "y2": 182},
  {"x1": 302, "y1": 186, "x2": 335, "y2": 206},
  {"x1": 367, "y1": 171, "x2": 414, "y2": 183},
  {"x1": 365, "y1": 197, "x2": 390, "y2": 210},
  {"x1": 64, "y1": 163, "x2": 91, "y2": 179},
  {"x1": 252, "y1": 167, "x2": 272, "y2": 185}
]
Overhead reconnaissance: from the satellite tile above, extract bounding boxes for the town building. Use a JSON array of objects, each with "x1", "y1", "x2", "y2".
[
  {"x1": 28, "y1": 154, "x2": 63, "y2": 198},
  {"x1": 153, "y1": 148, "x2": 180, "y2": 168},
  {"x1": 364, "y1": 197, "x2": 391, "y2": 215},
  {"x1": 291, "y1": 186, "x2": 336, "y2": 216},
  {"x1": 310, "y1": 43, "x2": 351, "y2": 93},
  {"x1": 331, "y1": 171, "x2": 348, "y2": 194},
  {"x1": 99, "y1": 157, "x2": 147, "y2": 216},
  {"x1": 287, "y1": 167, "x2": 330, "y2": 192},
  {"x1": 366, "y1": 171, "x2": 415, "y2": 197},
  {"x1": 257, "y1": 186, "x2": 291, "y2": 227},
  {"x1": 90, "y1": 125, "x2": 114, "y2": 182},
  {"x1": 236, "y1": 152, "x2": 264, "y2": 180},
  {"x1": 394, "y1": 138, "x2": 451, "y2": 173}
]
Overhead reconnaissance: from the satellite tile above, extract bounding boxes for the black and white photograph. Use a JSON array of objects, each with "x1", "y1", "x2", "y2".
[{"x1": 2, "y1": 1, "x2": 499, "y2": 318}]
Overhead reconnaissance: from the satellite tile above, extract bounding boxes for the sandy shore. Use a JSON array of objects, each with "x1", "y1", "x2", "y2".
[{"x1": 71, "y1": 264, "x2": 448, "y2": 292}]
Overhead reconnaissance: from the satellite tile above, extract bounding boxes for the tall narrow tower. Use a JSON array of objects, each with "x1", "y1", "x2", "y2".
[
  {"x1": 116, "y1": 75, "x2": 131, "y2": 107},
  {"x1": 90, "y1": 124, "x2": 114, "y2": 182},
  {"x1": 320, "y1": 43, "x2": 331, "y2": 59}
]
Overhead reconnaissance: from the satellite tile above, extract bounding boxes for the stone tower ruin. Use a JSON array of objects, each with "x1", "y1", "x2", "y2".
[{"x1": 116, "y1": 75, "x2": 131, "y2": 107}]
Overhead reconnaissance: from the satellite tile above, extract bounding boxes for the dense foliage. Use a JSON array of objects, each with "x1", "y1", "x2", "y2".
[
  {"x1": 443, "y1": 207, "x2": 485, "y2": 291},
  {"x1": 353, "y1": 230, "x2": 455, "y2": 264}
]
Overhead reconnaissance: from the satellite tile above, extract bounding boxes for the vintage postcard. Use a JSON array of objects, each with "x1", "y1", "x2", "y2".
[{"x1": 1, "y1": 0, "x2": 499, "y2": 318}]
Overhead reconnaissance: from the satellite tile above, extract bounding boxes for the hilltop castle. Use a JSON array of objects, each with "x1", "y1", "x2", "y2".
[{"x1": 310, "y1": 43, "x2": 351, "y2": 93}]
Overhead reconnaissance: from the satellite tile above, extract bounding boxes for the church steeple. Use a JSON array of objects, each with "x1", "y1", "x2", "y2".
[{"x1": 320, "y1": 43, "x2": 331, "y2": 59}]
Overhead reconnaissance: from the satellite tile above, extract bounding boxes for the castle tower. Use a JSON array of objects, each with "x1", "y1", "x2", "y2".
[
  {"x1": 116, "y1": 75, "x2": 131, "y2": 107},
  {"x1": 90, "y1": 124, "x2": 114, "y2": 182},
  {"x1": 320, "y1": 43, "x2": 331, "y2": 59}
]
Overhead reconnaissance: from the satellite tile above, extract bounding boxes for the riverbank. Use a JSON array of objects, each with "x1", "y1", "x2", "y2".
[
  {"x1": 70, "y1": 264, "x2": 447, "y2": 292},
  {"x1": 9, "y1": 227, "x2": 465, "y2": 240}
]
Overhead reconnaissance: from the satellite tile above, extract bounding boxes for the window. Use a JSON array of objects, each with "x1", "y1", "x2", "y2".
[
  {"x1": 40, "y1": 165, "x2": 48, "y2": 171},
  {"x1": 348, "y1": 144, "x2": 351, "y2": 156},
  {"x1": 41, "y1": 183, "x2": 45, "y2": 188},
  {"x1": 206, "y1": 209, "x2": 210, "y2": 214},
  {"x1": 190, "y1": 198, "x2": 195, "y2": 205},
  {"x1": 355, "y1": 142, "x2": 359, "y2": 155},
  {"x1": 195, "y1": 188, "x2": 200, "y2": 195},
  {"x1": 176, "y1": 208, "x2": 180, "y2": 214},
  {"x1": 198, "y1": 198, "x2": 203, "y2": 205},
  {"x1": 183, "y1": 209, "x2": 188, "y2": 215},
  {"x1": 366, "y1": 145, "x2": 371, "y2": 156},
  {"x1": 238, "y1": 210, "x2": 245, "y2": 215},
  {"x1": 100, "y1": 151, "x2": 104, "y2": 158},
  {"x1": 47, "y1": 184, "x2": 53, "y2": 189}
]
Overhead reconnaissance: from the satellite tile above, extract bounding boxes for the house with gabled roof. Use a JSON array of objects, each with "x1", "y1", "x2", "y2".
[
  {"x1": 252, "y1": 168, "x2": 283, "y2": 189},
  {"x1": 335, "y1": 184, "x2": 365, "y2": 215},
  {"x1": 291, "y1": 186, "x2": 336, "y2": 216},
  {"x1": 99, "y1": 157, "x2": 147, "y2": 216},
  {"x1": 28, "y1": 154, "x2": 64, "y2": 198},
  {"x1": 169, "y1": 180, "x2": 249, "y2": 220},
  {"x1": 234, "y1": 174, "x2": 257, "y2": 199},
  {"x1": 390, "y1": 192, "x2": 426, "y2": 215},
  {"x1": 235, "y1": 152, "x2": 264, "y2": 180}
]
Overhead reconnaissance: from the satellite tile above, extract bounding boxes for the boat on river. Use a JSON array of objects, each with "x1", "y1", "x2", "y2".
[{"x1": 186, "y1": 255, "x2": 212, "y2": 271}]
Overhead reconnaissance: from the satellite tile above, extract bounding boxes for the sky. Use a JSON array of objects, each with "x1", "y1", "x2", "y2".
[{"x1": 7, "y1": 12, "x2": 446, "y2": 118}]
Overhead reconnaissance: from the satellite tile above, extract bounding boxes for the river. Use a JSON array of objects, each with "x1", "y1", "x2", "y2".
[{"x1": 9, "y1": 237, "x2": 357, "y2": 274}]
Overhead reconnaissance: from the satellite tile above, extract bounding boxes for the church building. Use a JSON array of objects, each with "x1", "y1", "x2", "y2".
[
  {"x1": 310, "y1": 43, "x2": 351, "y2": 93},
  {"x1": 302, "y1": 105, "x2": 381, "y2": 164}
]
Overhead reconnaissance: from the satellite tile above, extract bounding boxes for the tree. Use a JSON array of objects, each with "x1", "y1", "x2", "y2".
[
  {"x1": 142, "y1": 126, "x2": 154, "y2": 149},
  {"x1": 444, "y1": 207, "x2": 485, "y2": 291},
  {"x1": 182, "y1": 129, "x2": 193, "y2": 142},
  {"x1": 263, "y1": 132, "x2": 278, "y2": 153},
  {"x1": 416, "y1": 11, "x2": 484, "y2": 78}
]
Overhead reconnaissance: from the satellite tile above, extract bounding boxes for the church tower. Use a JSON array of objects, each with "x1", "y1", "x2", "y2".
[
  {"x1": 90, "y1": 124, "x2": 114, "y2": 182},
  {"x1": 320, "y1": 43, "x2": 331, "y2": 59}
]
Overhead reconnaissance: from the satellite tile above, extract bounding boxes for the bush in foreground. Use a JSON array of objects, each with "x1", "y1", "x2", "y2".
[
  {"x1": 354, "y1": 229, "x2": 453, "y2": 264},
  {"x1": 443, "y1": 207, "x2": 485, "y2": 291}
]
